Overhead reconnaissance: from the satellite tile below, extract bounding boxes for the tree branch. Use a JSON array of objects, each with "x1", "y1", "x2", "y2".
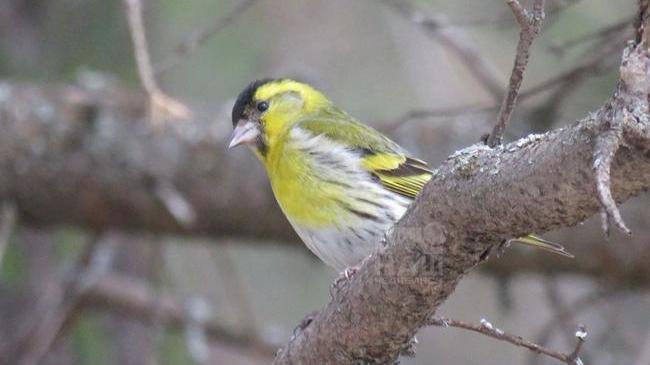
[
  {"x1": 0, "y1": 80, "x2": 296, "y2": 242},
  {"x1": 428, "y1": 317, "x2": 586, "y2": 364}
]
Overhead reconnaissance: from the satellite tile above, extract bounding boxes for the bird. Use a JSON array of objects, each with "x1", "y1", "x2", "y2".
[{"x1": 228, "y1": 78, "x2": 573, "y2": 271}]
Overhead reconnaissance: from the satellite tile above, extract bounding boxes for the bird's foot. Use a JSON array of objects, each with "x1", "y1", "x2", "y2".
[
  {"x1": 496, "y1": 239, "x2": 512, "y2": 258},
  {"x1": 330, "y1": 266, "x2": 359, "y2": 298}
]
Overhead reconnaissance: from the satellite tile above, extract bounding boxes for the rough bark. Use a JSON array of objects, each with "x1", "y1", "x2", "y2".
[
  {"x1": 0, "y1": 81, "x2": 295, "y2": 241},
  {"x1": 272, "y1": 13, "x2": 650, "y2": 364}
]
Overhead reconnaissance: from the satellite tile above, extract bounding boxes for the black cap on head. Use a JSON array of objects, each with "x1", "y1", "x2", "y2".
[{"x1": 231, "y1": 79, "x2": 274, "y2": 126}]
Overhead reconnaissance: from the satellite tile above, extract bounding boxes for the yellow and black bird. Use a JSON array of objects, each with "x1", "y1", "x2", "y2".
[{"x1": 229, "y1": 79, "x2": 572, "y2": 271}]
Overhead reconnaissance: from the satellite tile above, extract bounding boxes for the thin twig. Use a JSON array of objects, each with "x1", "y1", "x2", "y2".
[
  {"x1": 487, "y1": 0, "x2": 546, "y2": 147},
  {"x1": 123, "y1": 0, "x2": 156, "y2": 95},
  {"x1": 381, "y1": 0, "x2": 505, "y2": 101},
  {"x1": 154, "y1": 0, "x2": 259, "y2": 75},
  {"x1": 429, "y1": 317, "x2": 586, "y2": 364},
  {"x1": 379, "y1": 104, "x2": 495, "y2": 131},
  {"x1": 122, "y1": 0, "x2": 191, "y2": 121},
  {"x1": 568, "y1": 325, "x2": 587, "y2": 364}
]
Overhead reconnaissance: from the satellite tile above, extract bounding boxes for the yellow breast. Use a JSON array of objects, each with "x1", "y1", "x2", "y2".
[{"x1": 263, "y1": 131, "x2": 346, "y2": 228}]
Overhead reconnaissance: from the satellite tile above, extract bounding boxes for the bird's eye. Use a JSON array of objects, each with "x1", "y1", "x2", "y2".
[{"x1": 256, "y1": 101, "x2": 269, "y2": 112}]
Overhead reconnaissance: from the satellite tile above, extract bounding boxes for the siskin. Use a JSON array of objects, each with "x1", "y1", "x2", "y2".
[{"x1": 228, "y1": 79, "x2": 572, "y2": 271}]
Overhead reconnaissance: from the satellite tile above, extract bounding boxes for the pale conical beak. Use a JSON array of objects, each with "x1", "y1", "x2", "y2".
[{"x1": 228, "y1": 120, "x2": 260, "y2": 149}]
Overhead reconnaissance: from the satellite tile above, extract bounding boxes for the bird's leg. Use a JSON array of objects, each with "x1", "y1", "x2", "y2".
[
  {"x1": 496, "y1": 239, "x2": 512, "y2": 258},
  {"x1": 343, "y1": 266, "x2": 358, "y2": 280},
  {"x1": 330, "y1": 253, "x2": 375, "y2": 297}
]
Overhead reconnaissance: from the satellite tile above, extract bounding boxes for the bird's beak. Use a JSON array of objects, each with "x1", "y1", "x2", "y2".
[{"x1": 228, "y1": 120, "x2": 260, "y2": 149}]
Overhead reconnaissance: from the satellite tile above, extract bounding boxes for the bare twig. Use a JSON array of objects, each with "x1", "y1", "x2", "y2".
[
  {"x1": 568, "y1": 325, "x2": 587, "y2": 364},
  {"x1": 154, "y1": 0, "x2": 259, "y2": 75},
  {"x1": 122, "y1": 0, "x2": 191, "y2": 121},
  {"x1": 487, "y1": 0, "x2": 546, "y2": 147},
  {"x1": 0, "y1": 202, "x2": 16, "y2": 268},
  {"x1": 428, "y1": 317, "x2": 585, "y2": 364},
  {"x1": 381, "y1": 0, "x2": 505, "y2": 101},
  {"x1": 379, "y1": 103, "x2": 495, "y2": 131}
]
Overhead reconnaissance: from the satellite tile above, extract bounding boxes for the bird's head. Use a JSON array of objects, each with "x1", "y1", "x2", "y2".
[{"x1": 229, "y1": 78, "x2": 329, "y2": 157}]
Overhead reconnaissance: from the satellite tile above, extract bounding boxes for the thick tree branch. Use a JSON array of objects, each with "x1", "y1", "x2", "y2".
[
  {"x1": 0, "y1": 80, "x2": 296, "y2": 242},
  {"x1": 272, "y1": 28, "x2": 650, "y2": 364}
]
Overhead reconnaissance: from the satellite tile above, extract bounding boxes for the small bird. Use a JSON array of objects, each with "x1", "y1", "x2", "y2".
[{"x1": 228, "y1": 79, "x2": 572, "y2": 271}]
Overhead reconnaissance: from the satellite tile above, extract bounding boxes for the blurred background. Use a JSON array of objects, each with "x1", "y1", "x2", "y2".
[{"x1": 0, "y1": 0, "x2": 647, "y2": 364}]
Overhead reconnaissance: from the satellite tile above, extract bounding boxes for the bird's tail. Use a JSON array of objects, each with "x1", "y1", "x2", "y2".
[{"x1": 509, "y1": 235, "x2": 574, "y2": 258}]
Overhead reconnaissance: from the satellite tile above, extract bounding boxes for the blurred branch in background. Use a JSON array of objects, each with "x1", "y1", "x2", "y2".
[
  {"x1": 381, "y1": 0, "x2": 505, "y2": 101},
  {"x1": 83, "y1": 273, "x2": 276, "y2": 358},
  {"x1": 154, "y1": 0, "x2": 260, "y2": 75},
  {"x1": 5, "y1": 234, "x2": 113, "y2": 365}
]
